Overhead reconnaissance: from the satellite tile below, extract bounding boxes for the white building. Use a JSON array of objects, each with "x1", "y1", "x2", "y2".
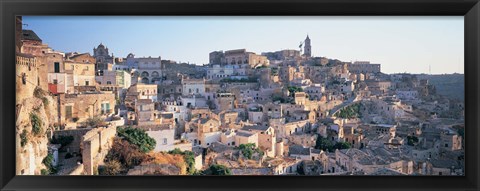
[{"x1": 182, "y1": 78, "x2": 206, "y2": 96}]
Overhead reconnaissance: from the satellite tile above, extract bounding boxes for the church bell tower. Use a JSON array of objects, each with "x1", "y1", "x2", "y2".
[{"x1": 304, "y1": 35, "x2": 312, "y2": 57}]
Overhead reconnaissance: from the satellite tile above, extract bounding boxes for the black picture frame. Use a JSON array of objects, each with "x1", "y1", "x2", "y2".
[{"x1": 1, "y1": 0, "x2": 479, "y2": 191}]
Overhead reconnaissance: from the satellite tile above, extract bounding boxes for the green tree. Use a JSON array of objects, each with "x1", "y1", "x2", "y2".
[
  {"x1": 315, "y1": 135, "x2": 351, "y2": 152},
  {"x1": 202, "y1": 164, "x2": 232, "y2": 175},
  {"x1": 117, "y1": 126, "x2": 156, "y2": 153},
  {"x1": 50, "y1": 135, "x2": 74, "y2": 147},
  {"x1": 314, "y1": 135, "x2": 334, "y2": 152},
  {"x1": 407, "y1": 136, "x2": 419, "y2": 146},
  {"x1": 287, "y1": 86, "x2": 303, "y2": 95},
  {"x1": 334, "y1": 142, "x2": 352, "y2": 150},
  {"x1": 238, "y1": 143, "x2": 263, "y2": 159}
]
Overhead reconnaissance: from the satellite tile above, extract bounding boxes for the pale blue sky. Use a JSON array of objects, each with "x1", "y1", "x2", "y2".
[{"x1": 22, "y1": 16, "x2": 464, "y2": 74}]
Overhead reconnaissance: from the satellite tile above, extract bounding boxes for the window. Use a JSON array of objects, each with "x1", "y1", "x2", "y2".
[
  {"x1": 65, "y1": 106, "x2": 73, "y2": 119},
  {"x1": 53, "y1": 79, "x2": 58, "y2": 84},
  {"x1": 101, "y1": 103, "x2": 111, "y2": 114},
  {"x1": 54, "y1": 62, "x2": 60, "y2": 73},
  {"x1": 163, "y1": 138, "x2": 168, "y2": 145},
  {"x1": 107, "y1": 81, "x2": 112, "y2": 85},
  {"x1": 85, "y1": 81, "x2": 89, "y2": 86}
]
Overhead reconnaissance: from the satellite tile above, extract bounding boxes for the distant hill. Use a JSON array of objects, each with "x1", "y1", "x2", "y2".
[{"x1": 417, "y1": 74, "x2": 464, "y2": 101}]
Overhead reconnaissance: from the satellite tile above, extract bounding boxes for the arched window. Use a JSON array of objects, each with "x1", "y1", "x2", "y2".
[{"x1": 141, "y1": 71, "x2": 149, "y2": 77}]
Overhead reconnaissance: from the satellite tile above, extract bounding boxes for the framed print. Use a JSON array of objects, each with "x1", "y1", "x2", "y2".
[{"x1": 1, "y1": 0, "x2": 479, "y2": 191}]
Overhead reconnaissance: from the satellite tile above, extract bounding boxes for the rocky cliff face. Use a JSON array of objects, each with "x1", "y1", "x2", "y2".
[{"x1": 16, "y1": 93, "x2": 57, "y2": 175}]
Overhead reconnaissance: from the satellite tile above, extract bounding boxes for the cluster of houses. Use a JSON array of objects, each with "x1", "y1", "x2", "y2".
[{"x1": 16, "y1": 20, "x2": 464, "y2": 176}]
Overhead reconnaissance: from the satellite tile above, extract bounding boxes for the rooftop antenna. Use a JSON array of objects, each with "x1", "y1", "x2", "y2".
[{"x1": 429, "y1": 64, "x2": 431, "y2": 75}]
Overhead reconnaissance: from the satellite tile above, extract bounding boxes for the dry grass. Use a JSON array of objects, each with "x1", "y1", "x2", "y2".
[{"x1": 143, "y1": 152, "x2": 187, "y2": 175}]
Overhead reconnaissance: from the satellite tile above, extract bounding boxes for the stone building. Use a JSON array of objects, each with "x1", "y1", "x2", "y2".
[
  {"x1": 64, "y1": 60, "x2": 96, "y2": 87},
  {"x1": 58, "y1": 92, "x2": 116, "y2": 128},
  {"x1": 184, "y1": 118, "x2": 222, "y2": 147},
  {"x1": 134, "y1": 99, "x2": 158, "y2": 126},
  {"x1": 95, "y1": 70, "x2": 132, "y2": 98},
  {"x1": 347, "y1": 61, "x2": 381, "y2": 74},
  {"x1": 130, "y1": 82, "x2": 158, "y2": 102},
  {"x1": 182, "y1": 77, "x2": 206, "y2": 96},
  {"x1": 262, "y1": 49, "x2": 301, "y2": 61},
  {"x1": 46, "y1": 51, "x2": 73, "y2": 94},
  {"x1": 126, "y1": 54, "x2": 163, "y2": 84},
  {"x1": 93, "y1": 43, "x2": 114, "y2": 74},
  {"x1": 209, "y1": 49, "x2": 270, "y2": 68},
  {"x1": 216, "y1": 92, "x2": 235, "y2": 112}
]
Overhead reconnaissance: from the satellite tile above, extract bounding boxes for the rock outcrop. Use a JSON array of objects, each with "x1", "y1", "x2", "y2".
[{"x1": 16, "y1": 94, "x2": 57, "y2": 175}]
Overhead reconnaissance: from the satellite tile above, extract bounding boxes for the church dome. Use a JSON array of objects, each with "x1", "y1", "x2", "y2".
[{"x1": 97, "y1": 43, "x2": 105, "y2": 49}]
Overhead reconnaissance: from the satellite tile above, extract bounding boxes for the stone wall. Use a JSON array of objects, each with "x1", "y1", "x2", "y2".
[
  {"x1": 80, "y1": 125, "x2": 117, "y2": 175},
  {"x1": 127, "y1": 163, "x2": 181, "y2": 175},
  {"x1": 68, "y1": 164, "x2": 85, "y2": 175}
]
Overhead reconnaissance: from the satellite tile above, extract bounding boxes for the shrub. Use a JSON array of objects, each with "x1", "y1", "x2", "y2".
[
  {"x1": 145, "y1": 152, "x2": 187, "y2": 175},
  {"x1": 202, "y1": 164, "x2": 232, "y2": 175},
  {"x1": 220, "y1": 77, "x2": 258, "y2": 83},
  {"x1": 335, "y1": 103, "x2": 362, "y2": 119},
  {"x1": 334, "y1": 142, "x2": 352, "y2": 150},
  {"x1": 42, "y1": 153, "x2": 56, "y2": 175},
  {"x1": 407, "y1": 136, "x2": 419, "y2": 146},
  {"x1": 106, "y1": 138, "x2": 147, "y2": 168},
  {"x1": 42, "y1": 97, "x2": 49, "y2": 106},
  {"x1": 117, "y1": 126, "x2": 156, "y2": 153},
  {"x1": 20, "y1": 130, "x2": 28, "y2": 147},
  {"x1": 287, "y1": 86, "x2": 303, "y2": 95},
  {"x1": 102, "y1": 160, "x2": 122, "y2": 175},
  {"x1": 238, "y1": 143, "x2": 263, "y2": 160},
  {"x1": 30, "y1": 113, "x2": 42, "y2": 136},
  {"x1": 42, "y1": 154, "x2": 54, "y2": 169},
  {"x1": 82, "y1": 116, "x2": 105, "y2": 127},
  {"x1": 40, "y1": 169, "x2": 49, "y2": 175},
  {"x1": 33, "y1": 87, "x2": 45, "y2": 98},
  {"x1": 315, "y1": 135, "x2": 351, "y2": 152},
  {"x1": 168, "y1": 148, "x2": 196, "y2": 175}
]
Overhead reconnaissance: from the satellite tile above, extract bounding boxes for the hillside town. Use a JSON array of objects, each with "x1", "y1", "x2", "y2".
[{"x1": 15, "y1": 16, "x2": 465, "y2": 176}]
